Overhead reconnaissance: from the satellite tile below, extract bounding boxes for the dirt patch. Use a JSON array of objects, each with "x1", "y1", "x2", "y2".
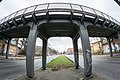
[
  {"x1": 49, "y1": 64, "x2": 75, "y2": 71},
  {"x1": 15, "y1": 67, "x2": 105, "y2": 80}
]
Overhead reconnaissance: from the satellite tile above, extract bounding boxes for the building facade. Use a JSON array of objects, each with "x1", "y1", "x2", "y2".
[
  {"x1": 0, "y1": 39, "x2": 20, "y2": 56},
  {"x1": 91, "y1": 39, "x2": 120, "y2": 54}
]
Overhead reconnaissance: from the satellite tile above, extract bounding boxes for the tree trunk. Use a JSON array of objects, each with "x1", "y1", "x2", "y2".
[
  {"x1": 1, "y1": 39, "x2": 5, "y2": 56},
  {"x1": 15, "y1": 38, "x2": 19, "y2": 56},
  {"x1": 100, "y1": 38, "x2": 104, "y2": 54}
]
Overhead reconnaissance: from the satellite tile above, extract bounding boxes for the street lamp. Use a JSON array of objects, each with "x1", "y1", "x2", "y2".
[{"x1": 114, "y1": 0, "x2": 120, "y2": 6}]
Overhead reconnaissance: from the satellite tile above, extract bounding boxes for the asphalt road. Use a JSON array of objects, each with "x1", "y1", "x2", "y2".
[
  {"x1": 0, "y1": 55, "x2": 59, "y2": 80},
  {"x1": 66, "y1": 54, "x2": 120, "y2": 80},
  {"x1": 1, "y1": 54, "x2": 120, "y2": 80}
]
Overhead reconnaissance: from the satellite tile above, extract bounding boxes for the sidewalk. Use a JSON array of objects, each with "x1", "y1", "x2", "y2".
[
  {"x1": 0, "y1": 55, "x2": 105, "y2": 80},
  {"x1": 14, "y1": 68, "x2": 104, "y2": 80},
  {"x1": 0, "y1": 56, "x2": 5, "y2": 60},
  {"x1": 12, "y1": 55, "x2": 105, "y2": 80},
  {"x1": 0, "y1": 55, "x2": 41, "y2": 60}
]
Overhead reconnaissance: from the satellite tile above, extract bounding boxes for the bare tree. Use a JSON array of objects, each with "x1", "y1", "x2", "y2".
[
  {"x1": 18, "y1": 38, "x2": 28, "y2": 55},
  {"x1": 1, "y1": 39, "x2": 5, "y2": 55},
  {"x1": 19, "y1": 38, "x2": 27, "y2": 50},
  {"x1": 94, "y1": 37, "x2": 104, "y2": 55},
  {"x1": 99, "y1": 37, "x2": 104, "y2": 54},
  {"x1": 14, "y1": 38, "x2": 19, "y2": 56}
]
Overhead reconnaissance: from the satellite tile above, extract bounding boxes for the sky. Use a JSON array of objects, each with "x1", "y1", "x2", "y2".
[{"x1": 0, "y1": 0, "x2": 120, "y2": 52}]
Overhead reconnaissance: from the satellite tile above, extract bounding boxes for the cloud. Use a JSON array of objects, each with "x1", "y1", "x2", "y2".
[
  {"x1": 48, "y1": 37, "x2": 73, "y2": 52},
  {"x1": 36, "y1": 37, "x2": 73, "y2": 52},
  {"x1": 36, "y1": 37, "x2": 83, "y2": 52}
]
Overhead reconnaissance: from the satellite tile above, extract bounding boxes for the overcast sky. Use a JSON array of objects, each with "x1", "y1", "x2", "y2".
[{"x1": 0, "y1": 0, "x2": 120, "y2": 52}]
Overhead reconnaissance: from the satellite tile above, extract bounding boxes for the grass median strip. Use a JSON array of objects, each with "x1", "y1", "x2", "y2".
[{"x1": 47, "y1": 55, "x2": 75, "y2": 71}]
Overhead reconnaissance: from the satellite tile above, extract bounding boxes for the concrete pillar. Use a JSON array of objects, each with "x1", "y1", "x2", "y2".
[
  {"x1": 79, "y1": 23, "x2": 92, "y2": 77},
  {"x1": 26, "y1": 25, "x2": 38, "y2": 78},
  {"x1": 42, "y1": 39, "x2": 47, "y2": 70},
  {"x1": 73, "y1": 39, "x2": 79, "y2": 69},
  {"x1": 118, "y1": 33, "x2": 120, "y2": 40},
  {"x1": 107, "y1": 38, "x2": 113, "y2": 57},
  {"x1": 6, "y1": 38, "x2": 11, "y2": 59},
  {"x1": 117, "y1": 33, "x2": 120, "y2": 52}
]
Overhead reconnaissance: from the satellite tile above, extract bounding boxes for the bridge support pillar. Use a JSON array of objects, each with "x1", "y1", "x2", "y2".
[
  {"x1": 26, "y1": 25, "x2": 38, "y2": 78},
  {"x1": 79, "y1": 23, "x2": 92, "y2": 77},
  {"x1": 118, "y1": 33, "x2": 120, "y2": 52},
  {"x1": 42, "y1": 39, "x2": 47, "y2": 70},
  {"x1": 73, "y1": 39, "x2": 79, "y2": 69},
  {"x1": 6, "y1": 38, "x2": 11, "y2": 59},
  {"x1": 107, "y1": 38, "x2": 113, "y2": 57},
  {"x1": 117, "y1": 33, "x2": 120, "y2": 40}
]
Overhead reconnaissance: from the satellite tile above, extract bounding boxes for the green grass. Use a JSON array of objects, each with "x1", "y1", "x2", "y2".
[{"x1": 47, "y1": 55, "x2": 75, "y2": 70}]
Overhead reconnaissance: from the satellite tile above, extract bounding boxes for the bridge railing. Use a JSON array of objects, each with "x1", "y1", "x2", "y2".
[{"x1": 0, "y1": 3, "x2": 120, "y2": 29}]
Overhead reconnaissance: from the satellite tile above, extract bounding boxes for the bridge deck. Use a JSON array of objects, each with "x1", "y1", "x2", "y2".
[{"x1": 0, "y1": 3, "x2": 119, "y2": 39}]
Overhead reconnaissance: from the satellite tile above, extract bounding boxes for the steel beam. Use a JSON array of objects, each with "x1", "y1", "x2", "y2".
[
  {"x1": 79, "y1": 22, "x2": 92, "y2": 77},
  {"x1": 26, "y1": 24, "x2": 38, "y2": 78},
  {"x1": 93, "y1": 16, "x2": 99, "y2": 24},
  {"x1": 6, "y1": 38, "x2": 11, "y2": 59},
  {"x1": 42, "y1": 39, "x2": 48, "y2": 70},
  {"x1": 73, "y1": 38, "x2": 79, "y2": 69},
  {"x1": 102, "y1": 19, "x2": 107, "y2": 27},
  {"x1": 107, "y1": 38, "x2": 113, "y2": 57}
]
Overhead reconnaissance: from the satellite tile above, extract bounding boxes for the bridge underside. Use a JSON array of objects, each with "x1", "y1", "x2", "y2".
[
  {"x1": 0, "y1": 17, "x2": 119, "y2": 79},
  {"x1": 0, "y1": 22, "x2": 117, "y2": 39},
  {"x1": 0, "y1": 20, "x2": 118, "y2": 78}
]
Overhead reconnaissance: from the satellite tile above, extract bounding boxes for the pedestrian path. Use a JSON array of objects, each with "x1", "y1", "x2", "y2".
[
  {"x1": 13, "y1": 55, "x2": 104, "y2": 80},
  {"x1": 0, "y1": 55, "x2": 41, "y2": 60},
  {"x1": 15, "y1": 68, "x2": 104, "y2": 80}
]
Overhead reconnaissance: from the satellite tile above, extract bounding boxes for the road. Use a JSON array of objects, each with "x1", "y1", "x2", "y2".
[
  {"x1": 66, "y1": 54, "x2": 120, "y2": 80},
  {"x1": 0, "y1": 54, "x2": 120, "y2": 80},
  {"x1": 0, "y1": 55, "x2": 58, "y2": 80}
]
